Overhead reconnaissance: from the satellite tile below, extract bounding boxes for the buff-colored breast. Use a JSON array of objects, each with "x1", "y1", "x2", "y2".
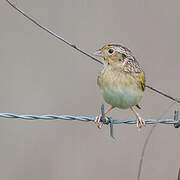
[{"x1": 97, "y1": 67, "x2": 143, "y2": 109}]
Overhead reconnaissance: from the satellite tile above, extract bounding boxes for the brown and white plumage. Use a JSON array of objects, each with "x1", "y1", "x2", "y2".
[{"x1": 94, "y1": 44, "x2": 146, "y2": 128}]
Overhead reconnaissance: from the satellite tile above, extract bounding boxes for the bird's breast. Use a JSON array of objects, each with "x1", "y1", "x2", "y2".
[{"x1": 97, "y1": 68, "x2": 143, "y2": 109}]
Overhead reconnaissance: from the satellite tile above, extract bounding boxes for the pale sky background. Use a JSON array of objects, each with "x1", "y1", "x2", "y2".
[{"x1": 0, "y1": 0, "x2": 180, "y2": 180}]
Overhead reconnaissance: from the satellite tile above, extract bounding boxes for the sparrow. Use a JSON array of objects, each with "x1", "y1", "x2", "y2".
[{"x1": 94, "y1": 44, "x2": 146, "y2": 128}]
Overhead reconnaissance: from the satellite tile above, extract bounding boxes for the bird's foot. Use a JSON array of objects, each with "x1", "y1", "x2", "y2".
[
  {"x1": 95, "y1": 115, "x2": 103, "y2": 129},
  {"x1": 136, "y1": 116, "x2": 145, "y2": 128}
]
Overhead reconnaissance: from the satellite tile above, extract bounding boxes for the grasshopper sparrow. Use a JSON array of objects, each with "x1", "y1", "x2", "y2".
[{"x1": 94, "y1": 44, "x2": 146, "y2": 129}]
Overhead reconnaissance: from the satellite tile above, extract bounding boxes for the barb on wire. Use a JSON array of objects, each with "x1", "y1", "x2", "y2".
[
  {"x1": 0, "y1": 105, "x2": 179, "y2": 138},
  {"x1": 1, "y1": 113, "x2": 177, "y2": 124},
  {"x1": 5, "y1": 0, "x2": 180, "y2": 105},
  {"x1": 174, "y1": 110, "x2": 180, "y2": 128}
]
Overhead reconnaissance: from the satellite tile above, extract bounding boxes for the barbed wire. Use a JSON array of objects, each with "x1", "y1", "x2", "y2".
[
  {"x1": 0, "y1": 105, "x2": 180, "y2": 138},
  {"x1": 4, "y1": 1, "x2": 180, "y2": 179}
]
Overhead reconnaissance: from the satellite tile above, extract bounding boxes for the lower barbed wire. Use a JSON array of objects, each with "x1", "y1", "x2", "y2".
[{"x1": 0, "y1": 113, "x2": 179, "y2": 125}]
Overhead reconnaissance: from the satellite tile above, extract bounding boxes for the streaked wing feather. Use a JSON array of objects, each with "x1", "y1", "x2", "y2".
[{"x1": 140, "y1": 71, "x2": 146, "y2": 91}]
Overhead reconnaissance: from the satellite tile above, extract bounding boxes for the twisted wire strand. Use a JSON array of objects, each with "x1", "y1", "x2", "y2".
[
  {"x1": 0, "y1": 104, "x2": 179, "y2": 139},
  {"x1": 0, "y1": 112, "x2": 179, "y2": 125},
  {"x1": 0, "y1": 111, "x2": 179, "y2": 139},
  {"x1": 5, "y1": 0, "x2": 180, "y2": 178}
]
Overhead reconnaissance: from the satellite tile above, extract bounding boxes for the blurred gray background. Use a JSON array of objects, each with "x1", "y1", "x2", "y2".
[{"x1": 0, "y1": 0, "x2": 180, "y2": 179}]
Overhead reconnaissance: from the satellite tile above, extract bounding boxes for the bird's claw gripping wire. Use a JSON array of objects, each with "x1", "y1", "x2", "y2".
[
  {"x1": 95, "y1": 104, "x2": 108, "y2": 128},
  {"x1": 95, "y1": 104, "x2": 115, "y2": 138}
]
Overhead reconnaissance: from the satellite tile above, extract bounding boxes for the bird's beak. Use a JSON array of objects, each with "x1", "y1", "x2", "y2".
[{"x1": 93, "y1": 49, "x2": 103, "y2": 57}]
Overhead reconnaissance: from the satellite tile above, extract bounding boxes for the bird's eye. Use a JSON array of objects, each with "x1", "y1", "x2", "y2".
[{"x1": 108, "y1": 48, "x2": 114, "y2": 54}]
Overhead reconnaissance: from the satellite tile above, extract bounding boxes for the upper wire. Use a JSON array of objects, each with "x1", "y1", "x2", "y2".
[
  {"x1": 5, "y1": 1, "x2": 180, "y2": 180},
  {"x1": 5, "y1": 0, "x2": 180, "y2": 105},
  {"x1": 5, "y1": 0, "x2": 103, "y2": 65}
]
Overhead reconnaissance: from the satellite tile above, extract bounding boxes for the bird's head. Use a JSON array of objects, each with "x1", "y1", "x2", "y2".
[{"x1": 93, "y1": 44, "x2": 134, "y2": 67}]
